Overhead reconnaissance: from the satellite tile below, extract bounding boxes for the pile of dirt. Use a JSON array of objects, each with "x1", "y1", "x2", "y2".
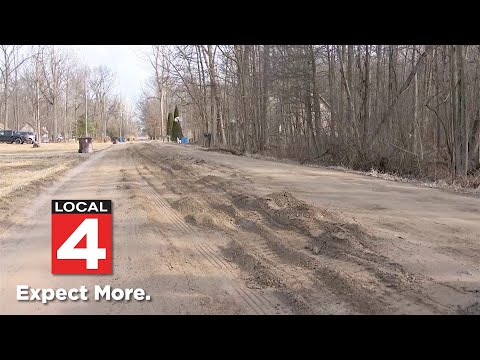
[
  {"x1": 255, "y1": 191, "x2": 318, "y2": 234},
  {"x1": 172, "y1": 197, "x2": 204, "y2": 215},
  {"x1": 305, "y1": 222, "x2": 368, "y2": 256},
  {"x1": 256, "y1": 191, "x2": 375, "y2": 260},
  {"x1": 173, "y1": 196, "x2": 236, "y2": 230},
  {"x1": 210, "y1": 203, "x2": 239, "y2": 219},
  {"x1": 268, "y1": 191, "x2": 305, "y2": 208},
  {"x1": 265, "y1": 191, "x2": 316, "y2": 219}
]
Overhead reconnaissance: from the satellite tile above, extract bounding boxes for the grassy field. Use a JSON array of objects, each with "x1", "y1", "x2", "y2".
[
  {"x1": 0, "y1": 142, "x2": 112, "y2": 222},
  {"x1": 0, "y1": 141, "x2": 111, "y2": 155}
]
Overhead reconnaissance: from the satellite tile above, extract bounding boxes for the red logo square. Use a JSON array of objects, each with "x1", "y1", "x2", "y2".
[{"x1": 52, "y1": 200, "x2": 112, "y2": 275}]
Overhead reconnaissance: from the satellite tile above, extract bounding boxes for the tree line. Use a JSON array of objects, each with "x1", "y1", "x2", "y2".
[
  {"x1": 139, "y1": 45, "x2": 480, "y2": 180},
  {"x1": 0, "y1": 45, "x2": 137, "y2": 145}
]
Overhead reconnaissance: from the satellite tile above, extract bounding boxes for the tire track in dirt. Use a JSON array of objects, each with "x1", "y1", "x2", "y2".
[
  {"x1": 133, "y1": 144, "x2": 331, "y2": 313},
  {"x1": 105, "y1": 149, "x2": 157, "y2": 314},
  {"x1": 133, "y1": 143, "x2": 390, "y2": 313},
  {"x1": 111, "y1": 142, "x2": 478, "y2": 314},
  {"x1": 132, "y1": 145, "x2": 332, "y2": 313},
  {"x1": 193, "y1": 169, "x2": 448, "y2": 313},
  {"x1": 130, "y1": 146, "x2": 285, "y2": 314}
]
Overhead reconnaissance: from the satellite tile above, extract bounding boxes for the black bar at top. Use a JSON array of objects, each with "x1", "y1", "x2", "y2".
[{"x1": 52, "y1": 200, "x2": 112, "y2": 214}]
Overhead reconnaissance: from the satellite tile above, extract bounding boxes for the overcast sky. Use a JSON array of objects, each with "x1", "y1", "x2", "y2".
[{"x1": 60, "y1": 45, "x2": 151, "y2": 110}]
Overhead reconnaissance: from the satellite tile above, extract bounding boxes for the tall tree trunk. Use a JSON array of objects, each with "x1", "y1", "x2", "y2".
[
  {"x1": 65, "y1": 80, "x2": 69, "y2": 141},
  {"x1": 375, "y1": 45, "x2": 382, "y2": 122},
  {"x1": 13, "y1": 58, "x2": 19, "y2": 130},
  {"x1": 326, "y1": 46, "x2": 336, "y2": 136},
  {"x1": 338, "y1": 46, "x2": 354, "y2": 139},
  {"x1": 160, "y1": 54, "x2": 165, "y2": 140},
  {"x1": 4, "y1": 73, "x2": 8, "y2": 129},
  {"x1": 450, "y1": 45, "x2": 458, "y2": 175},
  {"x1": 305, "y1": 90, "x2": 317, "y2": 154},
  {"x1": 205, "y1": 45, "x2": 227, "y2": 144},
  {"x1": 412, "y1": 46, "x2": 418, "y2": 154},
  {"x1": 53, "y1": 97, "x2": 57, "y2": 142},
  {"x1": 36, "y1": 51, "x2": 41, "y2": 146},
  {"x1": 346, "y1": 45, "x2": 354, "y2": 130},
  {"x1": 363, "y1": 45, "x2": 370, "y2": 146},
  {"x1": 310, "y1": 45, "x2": 323, "y2": 155},
  {"x1": 469, "y1": 111, "x2": 480, "y2": 170},
  {"x1": 261, "y1": 45, "x2": 270, "y2": 150},
  {"x1": 388, "y1": 45, "x2": 398, "y2": 137},
  {"x1": 52, "y1": 46, "x2": 58, "y2": 142},
  {"x1": 196, "y1": 45, "x2": 209, "y2": 135},
  {"x1": 456, "y1": 45, "x2": 467, "y2": 176}
]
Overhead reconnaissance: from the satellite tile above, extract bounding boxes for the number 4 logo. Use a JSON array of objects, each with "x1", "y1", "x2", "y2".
[
  {"x1": 52, "y1": 200, "x2": 112, "y2": 275},
  {"x1": 57, "y1": 219, "x2": 106, "y2": 270}
]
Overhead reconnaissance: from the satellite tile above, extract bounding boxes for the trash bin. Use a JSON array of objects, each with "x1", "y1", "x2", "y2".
[{"x1": 78, "y1": 137, "x2": 93, "y2": 153}]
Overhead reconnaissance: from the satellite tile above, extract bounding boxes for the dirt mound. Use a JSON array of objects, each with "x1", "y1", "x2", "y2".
[
  {"x1": 264, "y1": 192, "x2": 316, "y2": 218},
  {"x1": 172, "y1": 197, "x2": 204, "y2": 215},
  {"x1": 210, "y1": 203, "x2": 239, "y2": 219},
  {"x1": 257, "y1": 191, "x2": 375, "y2": 260},
  {"x1": 171, "y1": 163, "x2": 183, "y2": 171},
  {"x1": 268, "y1": 191, "x2": 304, "y2": 208},
  {"x1": 266, "y1": 190, "x2": 338, "y2": 220},
  {"x1": 305, "y1": 222, "x2": 369, "y2": 256},
  {"x1": 174, "y1": 196, "x2": 236, "y2": 231}
]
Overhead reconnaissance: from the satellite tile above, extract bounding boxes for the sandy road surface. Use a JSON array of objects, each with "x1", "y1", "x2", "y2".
[{"x1": 1, "y1": 141, "x2": 479, "y2": 314}]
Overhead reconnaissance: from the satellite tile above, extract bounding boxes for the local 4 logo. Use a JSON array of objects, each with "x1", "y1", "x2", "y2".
[{"x1": 52, "y1": 200, "x2": 112, "y2": 274}]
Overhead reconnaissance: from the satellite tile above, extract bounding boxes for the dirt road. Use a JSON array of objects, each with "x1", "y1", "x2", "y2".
[{"x1": 1, "y1": 141, "x2": 479, "y2": 314}]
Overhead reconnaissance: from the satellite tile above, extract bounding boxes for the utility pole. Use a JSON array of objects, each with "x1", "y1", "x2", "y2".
[
  {"x1": 84, "y1": 69, "x2": 88, "y2": 137},
  {"x1": 36, "y1": 46, "x2": 41, "y2": 145},
  {"x1": 120, "y1": 109, "x2": 123, "y2": 138}
]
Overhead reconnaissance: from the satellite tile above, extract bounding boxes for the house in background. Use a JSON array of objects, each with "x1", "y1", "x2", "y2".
[
  {"x1": 17, "y1": 123, "x2": 50, "y2": 142},
  {"x1": 19, "y1": 123, "x2": 35, "y2": 132},
  {"x1": 41, "y1": 126, "x2": 49, "y2": 142}
]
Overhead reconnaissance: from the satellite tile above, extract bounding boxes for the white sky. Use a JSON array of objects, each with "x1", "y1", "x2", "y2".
[{"x1": 60, "y1": 45, "x2": 151, "y2": 109}]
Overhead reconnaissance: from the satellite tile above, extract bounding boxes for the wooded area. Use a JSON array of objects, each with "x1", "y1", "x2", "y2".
[
  {"x1": 139, "y1": 45, "x2": 480, "y2": 182},
  {"x1": 0, "y1": 45, "x2": 137, "y2": 144}
]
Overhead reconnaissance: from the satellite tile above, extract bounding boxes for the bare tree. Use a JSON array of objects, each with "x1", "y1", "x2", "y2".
[
  {"x1": 89, "y1": 65, "x2": 116, "y2": 138},
  {"x1": 0, "y1": 45, "x2": 27, "y2": 129},
  {"x1": 39, "y1": 46, "x2": 70, "y2": 141}
]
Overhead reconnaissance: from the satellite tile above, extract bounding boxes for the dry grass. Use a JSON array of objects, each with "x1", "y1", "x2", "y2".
[
  {"x1": 0, "y1": 142, "x2": 112, "y2": 223},
  {"x1": 0, "y1": 141, "x2": 111, "y2": 154}
]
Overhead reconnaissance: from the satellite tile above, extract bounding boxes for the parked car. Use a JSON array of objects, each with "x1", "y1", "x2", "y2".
[
  {"x1": 16, "y1": 131, "x2": 35, "y2": 144},
  {"x1": 0, "y1": 130, "x2": 29, "y2": 144}
]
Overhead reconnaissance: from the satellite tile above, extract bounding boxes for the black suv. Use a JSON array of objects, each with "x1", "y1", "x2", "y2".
[{"x1": 0, "y1": 130, "x2": 30, "y2": 144}]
